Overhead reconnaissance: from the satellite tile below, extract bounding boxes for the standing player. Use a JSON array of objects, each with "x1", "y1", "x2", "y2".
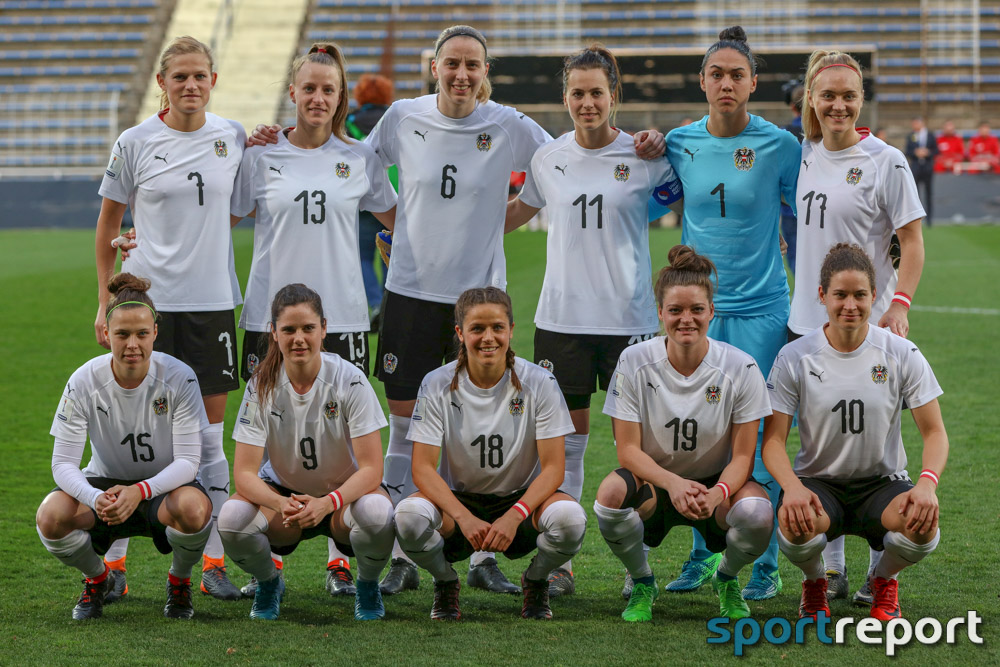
[
  {"x1": 218, "y1": 284, "x2": 393, "y2": 621},
  {"x1": 37, "y1": 274, "x2": 213, "y2": 620},
  {"x1": 648, "y1": 26, "x2": 800, "y2": 600},
  {"x1": 789, "y1": 50, "x2": 926, "y2": 603},
  {"x1": 505, "y1": 44, "x2": 682, "y2": 596},
  {"x1": 232, "y1": 44, "x2": 397, "y2": 598},
  {"x1": 595, "y1": 246, "x2": 773, "y2": 622},
  {"x1": 393, "y1": 288, "x2": 587, "y2": 620},
  {"x1": 763, "y1": 243, "x2": 947, "y2": 620},
  {"x1": 94, "y1": 36, "x2": 245, "y2": 600}
]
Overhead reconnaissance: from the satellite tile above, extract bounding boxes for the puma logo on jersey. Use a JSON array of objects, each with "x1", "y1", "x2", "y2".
[
  {"x1": 518, "y1": 114, "x2": 525, "y2": 119},
  {"x1": 384, "y1": 482, "x2": 404, "y2": 495},
  {"x1": 186, "y1": 378, "x2": 197, "y2": 383},
  {"x1": 554, "y1": 165, "x2": 567, "y2": 175},
  {"x1": 222, "y1": 369, "x2": 235, "y2": 379},
  {"x1": 646, "y1": 382, "x2": 659, "y2": 394},
  {"x1": 413, "y1": 130, "x2": 428, "y2": 141},
  {"x1": 911, "y1": 347, "x2": 918, "y2": 352},
  {"x1": 450, "y1": 400, "x2": 463, "y2": 413},
  {"x1": 154, "y1": 154, "x2": 168, "y2": 163},
  {"x1": 65, "y1": 384, "x2": 73, "y2": 395},
  {"x1": 270, "y1": 409, "x2": 284, "y2": 421},
  {"x1": 683, "y1": 148, "x2": 699, "y2": 161},
  {"x1": 350, "y1": 378, "x2": 363, "y2": 387},
  {"x1": 209, "y1": 483, "x2": 230, "y2": 493},
  {"x1": 802, "y1": 160, "x2": 811, "y2": 170},
  {"x1": 269, "y1": 165, "x2": 283, "y2": 175},
  {"x1": 809, "y1": 370, "x2": 825, "y2": 382},
  {"x1": 746, "y1": 363, "x2": 757, "y2": 369},
  {"x1": 96, "y1": 406, "x2": 110, "y2": 417},
  {"x1": 895, "y1": 164, "x2": 907, "y2": 169}
]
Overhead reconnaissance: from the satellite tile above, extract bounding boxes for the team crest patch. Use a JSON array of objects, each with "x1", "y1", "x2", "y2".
[
  {"x1": 846, "y1": 167, "x2": 863, "y2": 185},
  {"x1": 214, "y1": 139, "x2": 228, "y2": 158},
  {"x1": 614, "y1": 163, "x2": 630, "y2": 182},
  {"x1": 247, "y1": 353, "x2": 259, "y2": 375},
  {"x1": 324, "y1": 400, "x2": 339, "y2": 419},
  {"x1": 871, "y1": 364, "x2": 889, "y2": 384},
  {"x1": 153, "y1": 396, "x2": 168, "y2": 415},
  {"x1": 733, "y1": 147, "x2": 755, "y2": 171},
  {"x1": 383, "y1": 353, "x2": 398, "y2": 375},
  {"x1": 538, "y1": 359, "x2": 554, "y2": 372},
  {"x1": 335, "y1": 162, "x2": 350, "y2": 178},
  {"x1": 476, "y1": 133, "x2": 492, "y2": 152},
  {"x1": 508, "y1": 397, "x2": 525, "y2": 416},
  {"x1": 705, "y1": 386, "x2": 722, "y2": 404}
]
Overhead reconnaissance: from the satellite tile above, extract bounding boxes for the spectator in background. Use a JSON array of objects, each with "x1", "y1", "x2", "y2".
[
  {"x1": 346, "y1": 74, "x2": 397, "y2": 328},
  {"x1": 874, "y1": 127, "x2": 889, "y2": 143},
  {"x1": 967, "y1": 120, "x2": 1000, "y2": 173},
  {"x1": 781, "y1": 81, "x2": 804, "y2": 276},
  {"x1": 905, "y1": 117, "x2": 937, "y2": 226},
  {"x1": 934, "y1": 120, "x2": 965, "y2": 173}
]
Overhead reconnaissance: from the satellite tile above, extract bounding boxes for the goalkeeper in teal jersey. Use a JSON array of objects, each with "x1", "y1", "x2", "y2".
[{"x1": 648, "y1": 26, "x2": 800, "y2": 603}]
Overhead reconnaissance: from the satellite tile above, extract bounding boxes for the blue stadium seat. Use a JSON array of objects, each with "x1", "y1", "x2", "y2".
[
  {"x1": 0, "y1": 117, "x2": 112, "y2": 130},
  {"x1": 0, "y1": 64, "x2": 136, "y2": 76},
  {"x1": 0, "y1": 153, "x2": 102, "y2": 166},
  {"x1": 0, "y1": 136, "x2": 107, "y2": 148},
  {"x1": 0, "y1": 14, "x2": 152, "y2": 25},
  {"x1": 347, "y1": 62, "x2": 421, "y2": 73},
  {"x1": 0, "y1": 99, "x2": 115, "y2": 112},
  {"x1": 0, "y1": 82, "x2": 128, "y2": 93},
  {"x1": 0, "y1": 48, "x2": 141, "y2": 60},
  {"x1": 0, "y1": 31, "x2": 146, "y2": 43},
  {"x1": 0, "y1": 0, "x2": 156, "y2": 8}
]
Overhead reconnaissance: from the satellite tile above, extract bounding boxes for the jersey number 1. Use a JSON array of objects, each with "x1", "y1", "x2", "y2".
[
  {"x1": 188, "y1": 172, "x2": 204, "y2": 206},
  {"x1": 573, "y1": 193, "x2": 603, "y2": 228}
]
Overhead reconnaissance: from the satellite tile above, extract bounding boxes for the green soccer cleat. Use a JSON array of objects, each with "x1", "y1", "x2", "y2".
[
  {"x1": 664, "y1": 552, "x2": 722, "y2": 592},
  {"x1": 354, "y1": 579, "x2": 385, "y2": 620},
  {"x1": 621, "y1": 580, "x2": 658, "y2": 622},
  {"x1": 714, "y1": 575, "x2": 751, "y2": 619},
  {"x1": 742, "y1": 563, "x2": 782, "y2": 601},
  {"x1": 249, "y1": 574, "x2": 285, "y2": 621}
]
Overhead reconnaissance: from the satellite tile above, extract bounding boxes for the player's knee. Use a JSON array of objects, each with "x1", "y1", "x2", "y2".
[
  {"x1": 217, "y1": 499, "x2": 266, "y2": 537},
  {"x1": 884, "y1": 529, "x2": 940, "y2": 562},
  {"x1": 539, "y1": 500, "x2": 587, "y2": 552},
  {"x1": 167, "y1": 487, "x2": 212, "y2": 532},
  {"x1": 35, "y1": 492, "x2": 75, "y2": 539},
  {"x1": 726, "y1": 496, "x2": 774, "y2": 556},
  {"x1": 347, "y1": 493, "x2": 394, "y2": 533},
  {"x1": 394, "y1": 497, "x2": 439, "y2": 546},
  {"x1": 777, "y1": 530, "x2": 826, "y2": 564},
  {"x1": 594, "y1": 469, "x2": 629, "y2": 508}
]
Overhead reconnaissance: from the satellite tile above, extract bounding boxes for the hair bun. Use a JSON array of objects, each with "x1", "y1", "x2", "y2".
[
  {"x1": 719, "y1": 26, "x2": 748, "y2": 43},
  {"x1": 107, "y1": 272, "x2": 151, "y2": 296},
  {"x1": 667, "y1": 244, "x2": 713, "y2": 275}
]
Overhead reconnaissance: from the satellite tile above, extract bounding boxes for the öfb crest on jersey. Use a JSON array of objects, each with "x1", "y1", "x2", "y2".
[
  {"x1": 846, "y1": 166, "x2": 863, "y2": 185},
  {"x1": 476, "y1": 133, "x2": 492, "y2": 152},
  {"x1": 705, "y1": 386, "x2": 722, "y2": 404},
  {"x1": 614, "y1": 163, "x2": 631, "y2": 182},
  {"x1": 508, "y1": 397, "x2": 525, "y2": 416},
  {"x1": 214, "y1": 139, "x2": 228, "y2": 158},
  {"x1": 733, "y1": 147, "x2": 755, "y2": 171},
  {"x1": 871, "y1": 364, "x2": 889, "y2": 384},
  {"x1": 324, "y1": 400, "x2": 339, "y2": 419},
  {"x1": 335, "y1": 162, "x2": 350, "y2": 179},
  {"x1": 152, "y1": 396, "x2": 168, "y2": 415}
]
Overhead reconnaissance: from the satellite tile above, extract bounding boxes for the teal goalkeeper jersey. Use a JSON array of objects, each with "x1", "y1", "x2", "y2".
[{"x1": 657, "y1": 114, "x2": 800, "y2": 316}]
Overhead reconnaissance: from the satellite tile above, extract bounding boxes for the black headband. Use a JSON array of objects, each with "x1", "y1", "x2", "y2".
[{"x1": 435, "y1": 28, "x2": 487, "y2": 58}]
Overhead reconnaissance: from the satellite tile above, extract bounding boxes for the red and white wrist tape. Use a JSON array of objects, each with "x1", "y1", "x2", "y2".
[
  {"x1": 715, "y1": 482, "x2": 731, "y2": 501},
  {"x1": 328, "y1": 490, "x2": 344, "y2": 511},
  {"x1": 513, "y1": 501, "x2": 531, "y2": 520},
  {"x1": 919, "y1": 469, "x2": 939, "y2": 485},
  {"x1": 137, "y1": 480, "x2": 152, "y2": 500},
  {"x1": 893, "y1": 291, "x2": 912, "y2": 309}
]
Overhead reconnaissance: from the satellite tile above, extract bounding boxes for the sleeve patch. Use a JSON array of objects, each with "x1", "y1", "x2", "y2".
[
  {"x1": 105, "y1": 151, "x2": 124, "y2": 180},
  {"x1": 612, "y1": 371, "x2": 625, "y2": 397},
  {"x1": 56, "y1": 396, "x2": 75, "y2": 422},
  {"x1": 411, "y1": 397, "x2": 423, "y2": 422},
  {"x1": 238, "y1": 399, "x2": 258, "y2": 425}
]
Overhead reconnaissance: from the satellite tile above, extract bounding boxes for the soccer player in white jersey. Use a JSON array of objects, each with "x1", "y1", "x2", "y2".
[
  {"x1": 789, "y1": 51, "x2": 927, "y2": 604},
  {"x1": 94, "y1": 36, "x2": 245, "y2": 600},
  {"x1": 218, "y1": 284, "x2": 393, "y2": 621},
  {"x1": 763, "y1": 244, "x2": 947, "y2": 621},
  {"x1": 505, "y1": 44, "x2": 682, "y2": 597},
  {"x1": 232, "y1": 43, "x2": 397, "y2": 597},
  {"x1": 37, "y1": 274, "x2": 213, "y2": 620},
  {"x1": 394, "y1": 288, "x2": 587, "y2": 620},
  {"x1": 595, "y1": 246, "x2": 773, "y2": 622}
]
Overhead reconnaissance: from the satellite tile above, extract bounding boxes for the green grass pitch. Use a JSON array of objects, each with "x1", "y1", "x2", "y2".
[{"x1": 0, "y1": 226, "x2": 997, "y2": 665}]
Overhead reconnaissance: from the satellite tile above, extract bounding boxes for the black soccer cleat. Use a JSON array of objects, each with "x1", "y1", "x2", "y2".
[
  {"x1": 326, "y1": 564, "x2": 356, "y2": 597},
  {"x1": 103, "y1": 568, "x2": 128, "y2": 604},
  {"x1": 379, "y1": 558, "x2": 420, "y2": 595},
  {"x1": 521, "y1": 572, "x2": 553, "y2": 620},
  {"x1": 547, "y1": 567, "x2": 575, "y2": 598},
  {"x1": 467, "y1": 557, "x2": 520, "y2": 594},
  {"x1": 164, "y1": 576, "x2": 195, "y2": 619},
  {"x1": 72, "y1": 573, "x2": 113, "y2": 620},
  {"x1": 200, "y1": 564, "x2": 243, "y2": 601},
  {"x1": 430, "y1": 578, "x2": 461, "y2": 621}
]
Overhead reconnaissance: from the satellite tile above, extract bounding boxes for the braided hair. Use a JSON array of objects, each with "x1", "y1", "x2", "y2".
[{"x1": 450, "y1": 287, "x2": 521, "y2": 392}]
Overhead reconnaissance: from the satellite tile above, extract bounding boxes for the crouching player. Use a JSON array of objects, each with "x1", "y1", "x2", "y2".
[
  {"x1": 37, "y1": 273, "x2": 213, "y2": 620},
  {"x1": 763, "y1": 243, "x2": 947, "y2": 620},
  {"x1": 218, "y1": 284, "x2": 393, "y2": 620},
  {"x1": 394, "y1": 288, "x2": 587, "y2": 620},
  {"x1": 594, "y1": 246, "x2": 774, "y2": 622}
]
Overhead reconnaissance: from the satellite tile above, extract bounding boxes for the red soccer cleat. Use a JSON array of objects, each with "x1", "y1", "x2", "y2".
[
  {"x1": 798, "y1": 577, "x2": 831, "y2": 619},
  {"x1": 869, "y1": 576, "x2": 902, "y2": 621}
]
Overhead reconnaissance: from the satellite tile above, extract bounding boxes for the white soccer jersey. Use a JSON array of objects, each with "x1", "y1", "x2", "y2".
[
  {"x1": 50, "y1": 352, "x2": 209, "y2": 482},
  {"x1": 99, "y1": 112, "x2": 246, "y2": 311},
  {"x1": 603, "y1": 337, "x2": 771, "y2": 479},
  {"x1": 408, "y1": 358, "x2": 575, "y2": 495},
  {"x1": 232, "y1": 132, "x2": 396, "y2": 333},
  {"x1": 366, "y1": 95, "x2": 552, "y2": 303},
  {"x1": 519, "y1": 131, "x2": 679, "y2": 334},
  {"x1": 232, "y1": 352, "x2": 388, "y2": 496},
  {"x1": 767, "y1": 325, "x2": 942, "y2": 479},
  {"x1": 789, "y1": 136, "x2": 925, "y2": 334}
]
